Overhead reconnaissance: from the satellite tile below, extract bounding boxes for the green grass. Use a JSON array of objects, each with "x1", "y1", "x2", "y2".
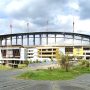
[
  {"x1": 17, "y1": 66, "x2": 90, "y2": 80},
  {"x1": 0, "y1": 65, "x2": 12, "y2": 70}
]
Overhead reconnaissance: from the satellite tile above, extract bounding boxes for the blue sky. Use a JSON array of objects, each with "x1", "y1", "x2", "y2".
[{"x1": 0, "y1": 0, "x2": 90, "y2": 35}]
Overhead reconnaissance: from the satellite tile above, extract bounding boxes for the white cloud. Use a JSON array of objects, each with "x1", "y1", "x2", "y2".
[
  {"x1": 56, "y1": 15, "x2": 73, "y2": 24},
  {"x1": 5, "y1": 0, "x2": 28, "y2": 14},
  {"x1": 0, "y1": 0, "x2": 89, "y2": 36},
  {"x1": 68, "y1": 1, "x2": 80, "y2": 10},
  {"x1": 74, "y1": 16, "x2": 90, "y2": 34}
]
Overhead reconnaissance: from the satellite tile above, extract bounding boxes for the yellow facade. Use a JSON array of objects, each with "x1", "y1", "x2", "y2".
[
  {"x1": 37, "y1": 47, "x2": 59, "y2": 59},
  {"x1": 73, "y1": 47, "x2": 83, "y2": 56}
]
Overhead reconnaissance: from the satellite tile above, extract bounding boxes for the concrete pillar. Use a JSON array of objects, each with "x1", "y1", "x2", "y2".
[
  {"x1": 27, "y1": 35, "x2": 29, "y2": 46},
  {"x1": 46, "y1": 34, "x2": 48, "y2": 45},
  {"x1": 16, "y1": 36, "x2": 17, "y2": 45},
  {"x1": 41, "y1": 49, "x2": 42, "y2": 58},
  {"x1": 64, "y1": 34, "x2": 65, "y2": 46},
  {"x1": 73, "y1": 34, "x2": 74, "y2": 46},
  {"x1": 11, "y1": 36, "x2": 12, "y2": 45},
  {"x1": 89, "y1": 38, "x2": 90, "y2": 45},
  {"x1": 40, "y1": 34, "x2": 42, "y2": 45},
  {"x1": 33, "y1": 34, "x2": 35, "y2": 45},
  {"x1": 52, "y1": 48, "x2": 53, "y2": 60},
  {"x1": 81, "y1": 37, "x2": 83, "y2": 46},
  {"x1": 21, "y1": 35, "x2": 23, "y2": 45},
  {"x1": 5, "y1": 38, "x2": 7, "y2": 46},
  {"x1": 55, "y1": 34, "x2": 56, "y2": 44},
  {"x1": 0, "y1": 38, "x2": 2, "y2": 46}
]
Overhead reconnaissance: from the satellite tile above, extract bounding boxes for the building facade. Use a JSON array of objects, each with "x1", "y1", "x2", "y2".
[
  {"x1": 27, "y1": 48, "x2": 38, "y2": 61},
  {"x1": 65, "y1": 46, "x2": 90, "y2": 60},
  {"x1": 0, "y1": 45, "x2": 90, "y2": 66},
  {"x1": 37, "y1": 47, "x2": 60, "y2": 61},
  {"x1": 0, "y1": 45, "x2": 26, "y2": 66}
]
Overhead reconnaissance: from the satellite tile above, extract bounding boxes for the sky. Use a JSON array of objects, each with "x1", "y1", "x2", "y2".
[{"x1": 0, "y1": 0, "x2": 90, "y2": 35}]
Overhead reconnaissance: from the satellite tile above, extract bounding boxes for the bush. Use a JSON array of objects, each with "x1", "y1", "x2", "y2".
[
  {"x1": 24, "y1": 60, "x2": 29, "y2": 66},
  {"x1": 0, "y1": 65, "x2": 12, "y2": 70},
  {"x1": 59, "y1": 54, "x2": 70, "y2": 72},
  {"x1": 29, "y1": 60, "x2": 32, "y2": 64},
  {"x1": 51, "y1": 59, "x2": 53, "y2": 62},
  {"x1": 18, "y1": 64, "x2": 27, "y2": 69},
  {"x1": 48, "y1": 67, "x2": 53, "y2": 71},
  {"x1": 38, "y1": 61, "x2": 41, "y2": 63},
  {"x1": 36, "y1": 59, "x2": 39, "y2": 63},
  {"x1": 79, "y1": 60, "x2": 90, "y2": 67},
  {"x1": 85, "y1": 61, "x2": 90, "y2": 67},
  {"x1": 33, "y1": 61, "x2": 36, "y2": 63},
  {"x1": 43, "y1": 60, "x2": 46, "y2": 62}
]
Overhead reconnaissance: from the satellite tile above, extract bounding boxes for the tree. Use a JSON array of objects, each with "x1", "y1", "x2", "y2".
[{"x1": 56, "y1": 52, "x2": 70, "y2": 72}]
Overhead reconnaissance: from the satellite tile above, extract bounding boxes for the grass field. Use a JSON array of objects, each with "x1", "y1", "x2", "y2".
[
  {"x1": 18, "y1": 66, "x2": 90, "y2": 80},
  {"x1": 0, "y1": 65, "x2": 12, "y2": 70}
]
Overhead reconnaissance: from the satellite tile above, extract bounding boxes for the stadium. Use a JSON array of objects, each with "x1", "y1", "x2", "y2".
[{"x1": 0, "y1": 31, "x2": 90, "y2": 66}]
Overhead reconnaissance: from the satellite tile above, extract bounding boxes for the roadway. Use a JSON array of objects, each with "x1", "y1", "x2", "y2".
[{"x1": 0, "y1": 69, "x2": 90, "y2": 90}]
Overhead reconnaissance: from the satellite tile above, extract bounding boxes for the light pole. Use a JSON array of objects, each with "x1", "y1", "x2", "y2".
[
  {"x1": 27, "y1": 22, "x2": 29, "y2": 33},
  {"x1": 10, "y1": 24, "x2": 12, "y2": 34},
  {"x1": 73, "y1": 17, "x2": 75, "y2": 47},
  {"x1": 73, "y1": 17, "x2": 75, "y2": 61},
  {"x1": 46, "y1": 20, "x2": 49, "y2": 32},
  {"x1": 73, "y1": 17, "x2": 74, "y2": 34}
]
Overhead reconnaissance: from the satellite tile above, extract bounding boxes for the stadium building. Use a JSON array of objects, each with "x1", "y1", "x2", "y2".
[{"x1": 0, "y1": 32, "x2": 90, "y2": 66}]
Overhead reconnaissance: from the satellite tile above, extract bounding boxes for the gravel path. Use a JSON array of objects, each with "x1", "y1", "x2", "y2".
[{"x1": 0, "y1": 69, "x2": 90, "y2": 90}]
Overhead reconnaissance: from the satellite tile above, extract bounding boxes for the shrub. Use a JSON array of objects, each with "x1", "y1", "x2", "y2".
[
  {"x1": 81, "y1": 60, "x2": 86, "y2": 65},
  {"x1": 43, "y1": 60, "x2": 46, "y2": 62},
  {"x1": 79, "y1": 60, "x2": 90, "y2": 67},
  {"x1": 48, "y1": 67, "x2": 52, "y2": 71},
  {"x1": 24, "y1": 60, "x2": 29, "y2": 66},
  {"x1": 60, "y1": 54, "x2": 70, "y2": 72},
  {"x1": 51, "y1": 59, "x2": 53, "y2": 62},
  {"x1": 18, "y1": 64, "x2": 27, "y2": 69},
  {"x1": 33, "y1": 61, "x2": 36, "y2": 63},
  {"x1": 85, "y1": 61, "x2": 90, "y2": 67},
  {"x1": 29, "y1": 60, "x2": 32, "y2": 64},
  {"x1": 36, "y1": 59, "x2": 39, "y2": 63},
  {"x1": 38, "y1": 61, "x2": 41, "y2": 63}
]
